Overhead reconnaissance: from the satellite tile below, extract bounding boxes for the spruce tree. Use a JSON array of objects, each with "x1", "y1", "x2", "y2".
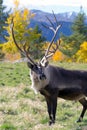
[
  {"x1": 0, "y1": 0, "x2": 8, "y2": 43},
  {"x1": 61, "y1": 7, "x2": 87, "y2": 57},
  {"x1": 72, "y1": 6, "x2": 87, "y2": 40}
]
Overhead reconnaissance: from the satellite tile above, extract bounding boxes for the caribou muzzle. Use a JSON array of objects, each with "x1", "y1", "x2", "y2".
[
  {"x1": 32, "y1": 64, "x2": 46, "y2": 80},
  {"x1": 39, "y1": 73, "x2": 46, "y2": 80}
]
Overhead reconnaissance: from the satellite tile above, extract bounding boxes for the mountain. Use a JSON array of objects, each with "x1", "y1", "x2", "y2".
[
  {"x1": 29, "y1": 19, "x2": 72, "y2": 41},
  {"x1": 30, "y1": 10, "x2": 76, "y2": 41},
  {"x1": 1, "y1": 10, "x2": 87, "y2": 43},
  {"x1": 30, "y1": 9, "x2": 87, "y2": 41},
  {"x1": 30, "y1": 9, "x2": 77, "y2": 22}
]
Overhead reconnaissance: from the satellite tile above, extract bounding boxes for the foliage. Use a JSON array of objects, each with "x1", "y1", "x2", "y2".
[
  {"x1": 0, "y1": 123, "x2": 16, "y2": 130},
  {"x1": 0, "y1": 0, "x2": 9, "y2": 43},
  {"x1": 4, "y1": 2, "x2": 34, "y2": 51},
  {"x1": 0, "y1": 44, "x2": 5, "y2": 59},
  {"x1": 28, "y1": 25, "x2": 46, "y2": 59},
  {"x1": 61, "y1": 33, "x2": 86, "y2": 57},
  {"x1": 3, "y1": 0, "x2": 44, "y2": 61},
  {"x1": 75, "y1": 41, "x2": 87, "y2": 62},
  {"x1": 2, "y1": 42, "x2": 18, "y2": 54},
  {"x1": 2, "y1": 41, "x2": 21, "y2": 61},
  {"x1": 71, "y1": 7, "x2": 87, "y2": 38},
  {"x1": 52, "y1": 50, "x2": 64, "y2": 61},
  {"x1": 61, "y1": 7, "x2": 87, "y2": 58}
]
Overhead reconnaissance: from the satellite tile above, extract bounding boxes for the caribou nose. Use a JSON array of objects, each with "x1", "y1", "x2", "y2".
[{"x1": 39, "y1": 74, "x2": 46, "y2": 80}]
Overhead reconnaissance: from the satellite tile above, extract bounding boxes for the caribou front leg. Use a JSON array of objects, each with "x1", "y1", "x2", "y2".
[
  {"x1": 45, "y1": 96, "x2": 53, "y2": 125},
  {"x1": 45, "y1": 95, "x2": 57, "y2": 125}
]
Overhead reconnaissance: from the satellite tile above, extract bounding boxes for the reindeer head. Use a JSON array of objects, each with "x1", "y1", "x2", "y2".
[{"x1": 11, "y1": 11, "x2": 61, "y2": 81}]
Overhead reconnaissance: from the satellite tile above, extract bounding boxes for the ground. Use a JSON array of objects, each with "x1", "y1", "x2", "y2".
[{"x1": 0, "y1": 61, "x2": 87, "y2": 130}]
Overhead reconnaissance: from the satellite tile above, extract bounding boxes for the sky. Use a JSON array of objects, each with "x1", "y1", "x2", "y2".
[{"x1": 3, "y1": 0, "x2": 87, "y2": 14}]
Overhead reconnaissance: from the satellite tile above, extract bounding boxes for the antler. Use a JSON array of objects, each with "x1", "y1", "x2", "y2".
[
  {"x1": 10, "y1": 17, "x2": 36, "y2": 65},
  {"x1": 40, "y1": 11, "x2": 61, "y2": 66}
]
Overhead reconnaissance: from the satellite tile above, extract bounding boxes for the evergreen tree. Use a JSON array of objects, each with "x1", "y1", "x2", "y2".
[
  {"x1": 72, "y1": 6, "x2": 87, "y2": 39},
  {"x1": 61, "y1": 7, "x2": 87, "y2": 57},
  {"x1": 29, "y1": 25, "x2": 46, "y2": 59},
  {"x1": 0, "y1": 0, "x2": 8, "y2": 43}
]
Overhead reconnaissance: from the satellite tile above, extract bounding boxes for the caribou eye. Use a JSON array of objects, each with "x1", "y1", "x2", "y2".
[{"x1": 31, "y1": 65, "x2": 38, "y2": 72}]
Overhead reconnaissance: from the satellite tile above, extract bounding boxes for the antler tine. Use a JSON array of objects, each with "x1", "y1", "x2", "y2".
[
  {"x1": 44, "y1": 11, "x2": 61, "y2": 58},
  {"x1": 45, "y1": 24, "x2": 61, "y2": 57},
  {"x1": 46, "y1": 39, "x2": 60, "y2": 59},
  {"x1": 11, "y1": 17, "x2": 36, "y2": 65},
  {"x1": 52, "y1": 10, "x2": 59, "y2": 26},
  {"x1": 40, "y1": 40, "x2": 60, "y2": 67},
  {"x1": 11, "y1": 17, "x2": 25, "y2": 55},
  {"x1": 40, "y1": 12, "x2": 61, "y2": 66},
  {"x1": 22, "y1": 43, "x2": 36, "y2": 65},
  {"x1": 40, "y1": 39, "x2": 60, "y2": 66},
  {"x1": 41, "y1": 23, "x2": 51, "y2": 30},
  {"x1": 46, "y1": 15, "x2": 55, "y2": 29},
  {"x1": 40, "y1": 11, "x2": 61, "y2": 67}
]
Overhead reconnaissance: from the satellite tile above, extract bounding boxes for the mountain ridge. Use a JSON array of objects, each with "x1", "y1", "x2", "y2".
[
  {"x1": 1, "y1": 9, "x2": 87, "y2": 43},
  {"x1": 30, "y1": 9, "x2": 87, "y2": 41},
  {"x1": 30, "y1": 9, "x2": 78, "y2": 22},
  {"x1": 30, "y1": 9, "x2": 74, "y2": 41}
]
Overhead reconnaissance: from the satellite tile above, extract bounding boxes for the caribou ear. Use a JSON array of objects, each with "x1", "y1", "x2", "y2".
[{"x1": 27, "y1": 62, "x2": 34, "y2": 69}]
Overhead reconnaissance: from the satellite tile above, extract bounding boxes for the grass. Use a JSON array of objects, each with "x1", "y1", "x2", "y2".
[
  {"x1": 0, "y1": 61, "x2": 87, "y2": 130},
  {"x1": 0, "y1": 62, "x2": 31, "y2": 87}
]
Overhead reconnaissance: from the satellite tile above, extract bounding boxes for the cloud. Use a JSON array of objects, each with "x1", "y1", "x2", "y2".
[
  {"x1": 20, "y1": 0, "x2": 87, "y2": 7},
  {"x1": 3, "y1": 0, "x2": 87, "y2": 7},
  {"x1": 3, "y1": 0, "x2": 87, "y2": 14}
]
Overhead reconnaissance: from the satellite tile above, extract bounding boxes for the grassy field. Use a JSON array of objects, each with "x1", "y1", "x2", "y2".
[{"x1": 0, "y1": 61, "x2": 87, "y2": 130}]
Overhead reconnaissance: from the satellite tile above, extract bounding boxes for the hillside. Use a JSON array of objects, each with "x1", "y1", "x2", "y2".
[
  {"x1": 1, "y1": 9, "x2": 87, "y2": 42},
  {"x1": 30, "y1": 9, "x2": 87, "y2": 41},
  {"x1": 29, "y1": 19, "x2": 72, "y2": 41},
  {"x1": 30, "y1": 10, "x2": 75, "y2": 41}
]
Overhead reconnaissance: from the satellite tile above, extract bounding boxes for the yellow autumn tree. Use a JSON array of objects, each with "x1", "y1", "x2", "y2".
[
  {"x1": 75, "y1": 41, "x2": 87, "y2": 63},
  {"x1": 52, "y1": 50, "x2": 64, "y2": 61},
  {"x1": 2, "y1": 0, "x2": 36, "y2": 61}
]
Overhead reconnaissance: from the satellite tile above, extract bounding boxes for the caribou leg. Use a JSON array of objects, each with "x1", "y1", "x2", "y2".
[
  {"x1": 52, "y1": 95, "x2": 57, "y2": 124},
  {"x1": 77, "y1": 98, "x2": 87, "y2": 122},
  {"x1": 45, "y1": 95, "x2": 57, "y2": 125},
  {"x1": 45, "y1": 96, "x2": 53, "y2": 125}
]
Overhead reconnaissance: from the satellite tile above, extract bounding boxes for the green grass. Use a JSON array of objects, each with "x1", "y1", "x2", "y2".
[
  {"x1": 0, "y1": 61, "x2": 87, "y2": 130},
  {"x1": 0, "y1": 62, "x2": 31, "y2": 87}
]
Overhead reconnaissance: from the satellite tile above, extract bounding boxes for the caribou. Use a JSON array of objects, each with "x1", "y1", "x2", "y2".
[{"x1": 11, "y1": 13, "x2": 87, "y2": 125}]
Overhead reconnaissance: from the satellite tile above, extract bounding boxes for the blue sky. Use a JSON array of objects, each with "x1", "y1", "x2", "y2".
[{"x1": 3, "y1": 0, "x2": 87, "y2": 14}]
